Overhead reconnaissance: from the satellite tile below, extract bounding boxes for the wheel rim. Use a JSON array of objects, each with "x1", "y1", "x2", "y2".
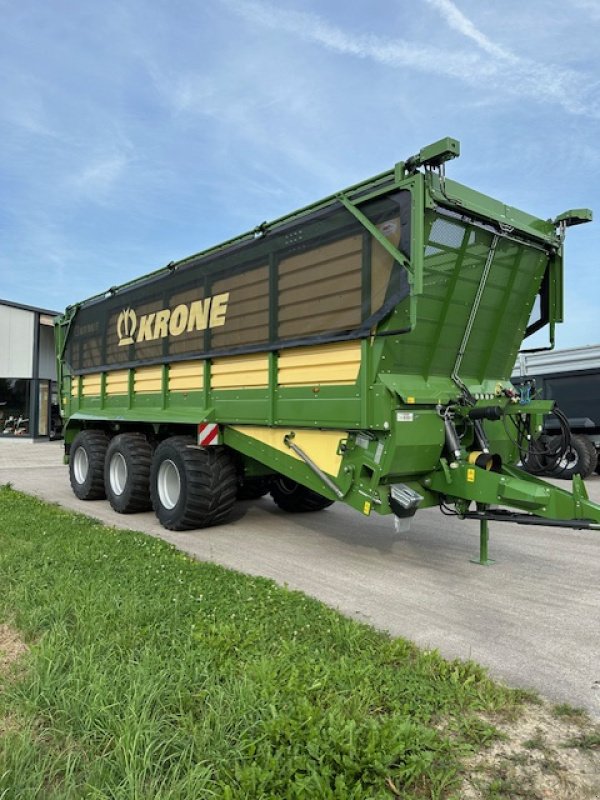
[
  {"x1": 157, "y1": 459, "x2": 181, "y2": 509},
  {"x1": 73, "y1": 447, "x2": 89, "y2": 485},
  {"x1": 109, "y1": 452, "x2": 128, "y2": 496},
  {"x1": 557, "y1": 448, "x2": 579, "y2": 471}
]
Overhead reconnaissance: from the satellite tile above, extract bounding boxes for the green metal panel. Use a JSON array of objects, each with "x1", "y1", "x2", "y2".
[{"x1": 383, "y1": 209, "x2": 549, "y2": 385}]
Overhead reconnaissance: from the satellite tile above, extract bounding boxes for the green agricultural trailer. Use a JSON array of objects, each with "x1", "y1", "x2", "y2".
[{"x1": 56, "y1": 137, "x2": 600, "y2": 562}]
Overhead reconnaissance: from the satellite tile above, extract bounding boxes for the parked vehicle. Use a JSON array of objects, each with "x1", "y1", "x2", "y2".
[
  {"x1": 514, "y1": 346, "x2": 600, "y2": 479},
  {"x1": 55, "y1": 137, "x2": 600, "y2": 546}
]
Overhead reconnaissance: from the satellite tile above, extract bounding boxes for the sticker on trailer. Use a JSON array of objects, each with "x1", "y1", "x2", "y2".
[
  {"x1": 396, "y1": 412, "x2": 414, "y2": 422},
  {"x1": 197, "y1": 423, "x2": 220, "y2": 446}
]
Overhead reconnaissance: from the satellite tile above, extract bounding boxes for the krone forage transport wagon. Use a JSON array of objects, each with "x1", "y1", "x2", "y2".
[{"x1": 55, "y1": 137, "x2": 600, "y2": 559}]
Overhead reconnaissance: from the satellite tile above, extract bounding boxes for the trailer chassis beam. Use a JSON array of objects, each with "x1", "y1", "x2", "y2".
[
  {"x1": 424, "y1": 462, "x2": 600, "y2": 525},
  {"x1": 463, "y1": 510, "x2": 600, "y2": 531}
]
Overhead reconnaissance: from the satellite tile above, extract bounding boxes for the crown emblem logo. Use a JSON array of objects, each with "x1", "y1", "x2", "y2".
[{"x1": 117, "y1": 307, "x2": 137, "y2": 346}]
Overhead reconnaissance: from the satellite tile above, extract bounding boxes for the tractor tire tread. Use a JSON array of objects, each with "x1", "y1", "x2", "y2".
[
  {"x1": 69, "y1": 430, "x2": 109, "y2": 501},
  {"x1": 550, "y1": 433, "x2": 596, "y2": 480},
  {"x1": 151, "y1": 438, "x2": 237, "y2": 530},
  {"x1": 105, "y1": 433, "x2": 153, "y2": 514},
  {"x1": 270, "y1": 477, "x2": 334, "y2": 513},
  {"x1": 237, "y1": 477, "x2": 274, "y2": 501}
]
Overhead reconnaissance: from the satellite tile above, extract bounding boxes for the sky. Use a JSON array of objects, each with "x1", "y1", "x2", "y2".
[{"x1": 0, "y1": 0, "x2": 598, "y2": 349}]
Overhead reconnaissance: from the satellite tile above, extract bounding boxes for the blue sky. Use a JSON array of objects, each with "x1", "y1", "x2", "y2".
[{"x1": 1, "y1": 0, "x2": 598, "y2": 348}]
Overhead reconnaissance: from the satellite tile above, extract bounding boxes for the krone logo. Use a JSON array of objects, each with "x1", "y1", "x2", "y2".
[
  {"x1": 116, "y1": 293, "x2": 229, "y2": 347},
  {"x1": 117, "y1": 307, "x2": 137, "y2": 346}
]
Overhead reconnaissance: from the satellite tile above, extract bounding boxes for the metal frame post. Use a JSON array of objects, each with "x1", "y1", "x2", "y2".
[{"x1": 470, "y1": 515, "x2": 495, "y2": 566}]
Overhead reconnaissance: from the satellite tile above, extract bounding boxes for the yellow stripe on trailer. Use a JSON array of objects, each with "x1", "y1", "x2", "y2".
[
  {"x1": 81, "y1": 374, "x2": 102, "y2": 396},
  {"x1": 105, "y1": 370, "x2": 129, "y2": 395},
  {"x1": 169, "y1": 361, "x2": 204, "y2": 392},
  {"x1": 278, "y1": 341, "x2": 361, "y2": 387},
  {"x1": 230, "y1": 425, "x2": 345, "y2": 478},
  {"x1": 211, "y1": 354, "x2": 269, "y2": 389},
  {"x1": 134, "y1": 366, "x2": 163, "y2": 394}
]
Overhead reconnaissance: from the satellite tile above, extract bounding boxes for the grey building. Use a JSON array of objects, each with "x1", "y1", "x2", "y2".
[{"x1": 0, "y1": 298, "x2": 59, "y2": 439}]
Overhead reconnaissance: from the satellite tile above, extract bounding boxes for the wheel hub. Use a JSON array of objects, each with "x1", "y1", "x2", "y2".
[
  {"x1": 72, "y1": 447, "x2": 89, "y2": 485},
  {"x1": 158, "y1": 459, "x2": 181, "y2": 509},
  {"x1": 109, "y1": 452, "x2": 128, "y2": 496}
]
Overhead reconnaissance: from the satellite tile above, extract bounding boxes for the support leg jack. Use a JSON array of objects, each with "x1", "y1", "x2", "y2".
[{"x1": 470, "y1": 516, "x2": 495, "y2": 566}]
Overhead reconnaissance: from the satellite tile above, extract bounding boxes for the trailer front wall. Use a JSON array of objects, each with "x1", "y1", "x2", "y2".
[{"x1": 381, "y1": 208, "x2": 550, "y2": 388}]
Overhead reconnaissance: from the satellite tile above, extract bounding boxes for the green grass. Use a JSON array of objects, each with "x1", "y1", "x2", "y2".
[
  {"x1": 562, "y1": 732, "x2": 600, "y2": 750},
  {"x1": 522, "y1": 734, "x2": 546, "y2": 751},
  {"x1": 552, "y1": 702, "x2": 587, "y2": 720},
  {"x1": 0, "y1": 486, "x2": 523, "y2": 799},
  {"x1": 482, "y1": 777, "x2": 538, "y2": 800}
]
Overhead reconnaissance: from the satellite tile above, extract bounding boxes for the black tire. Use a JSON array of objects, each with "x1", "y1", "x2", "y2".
[
  {"x1": 237, "y1": 476, "x2": 273, "y2": 501},
  {"x1": 580, "y1": 436, "x2": 598, "y2": 476},
  {"x1": 550, "y1": 434, "x2": 596, "y2": 480},
  {"x1": 150, "y1": 437, "x2": 237, "y2": 531},
  {"x1": 104, "y1": 433, "x2": 153, "y2": 514},
  {"x1": 270, "y1": 477, "x2": 334, "y2": 513},
  {"x1": 69, "y1": 429, "x2": 109, "y2": 500}
]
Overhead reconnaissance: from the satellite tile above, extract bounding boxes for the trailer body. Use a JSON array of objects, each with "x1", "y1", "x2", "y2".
[{"x1": 56, "y1": 138, "x2": 600, "y2": 539}]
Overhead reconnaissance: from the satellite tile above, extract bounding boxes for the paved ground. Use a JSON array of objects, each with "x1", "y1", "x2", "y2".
[{"x1": 1, "y1": 438, "x2": 600, "y2": 718}]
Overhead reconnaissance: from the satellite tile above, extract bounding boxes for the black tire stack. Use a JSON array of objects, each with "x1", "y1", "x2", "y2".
[{"x1": 68, "y1": 429, "x2": 334, "y2": 531}]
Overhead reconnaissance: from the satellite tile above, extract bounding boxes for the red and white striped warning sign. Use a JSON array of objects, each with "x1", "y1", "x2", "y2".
[{"x1": 197, "y1": 423, "x2": 219, "y2": 446}]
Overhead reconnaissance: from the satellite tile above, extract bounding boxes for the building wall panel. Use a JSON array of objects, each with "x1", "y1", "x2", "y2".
[
  {"x1": 0, "y1": 306, "x2": 34, "y2": 377},
  {"x1": 38, "y1": 324, "x2": 57, "y2": 380}
]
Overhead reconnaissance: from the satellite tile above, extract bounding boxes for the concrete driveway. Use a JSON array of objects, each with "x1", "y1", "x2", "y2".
[{"x1": 1, "y1": 438, "x2": 599, "y2": 718}]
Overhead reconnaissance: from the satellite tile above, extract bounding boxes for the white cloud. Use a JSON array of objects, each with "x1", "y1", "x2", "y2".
[
  {"x1": 223, "y1": 0, "x2": 488, "y2": 79},
  {"x1": 223, "y1": 0, "x2": 600, "y2": 119},
  {"x1": 425, "y1": 0, "x2": 514, "y2": 60},
  {"x1": 426, "y1": 0, "x2": 599, "y2": 115},
  {"x1": 143, "y1": 46, "x2": 349, "y2": 193}
]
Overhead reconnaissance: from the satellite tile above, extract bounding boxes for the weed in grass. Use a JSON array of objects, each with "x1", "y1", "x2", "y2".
[
  {"x1": 0, "y1": 486, "x2": 525, "y2": 799},
  {"x1": 511, "y1": 689, "x2": 542, "y2": 706},
  {"x1": 522, "y1": 733, "x2": 547, "y2": 751},
  {"x1": 507, "y1": 752, "x2": 530, "y2": 766},
  {"x1": 552, "y1": 702, "x2": 587, "y2": 720},
  {"x1": 484, "y1": 775, "x2": 539, "y2": 799},
  {"x1": 562, "y1": 732, "x2": 600, "y2": 750}
]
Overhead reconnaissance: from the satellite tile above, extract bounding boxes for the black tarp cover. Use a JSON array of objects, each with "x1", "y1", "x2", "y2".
[{"x1": 65, "y1": 191, "x2": 411, "y2": 374}]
